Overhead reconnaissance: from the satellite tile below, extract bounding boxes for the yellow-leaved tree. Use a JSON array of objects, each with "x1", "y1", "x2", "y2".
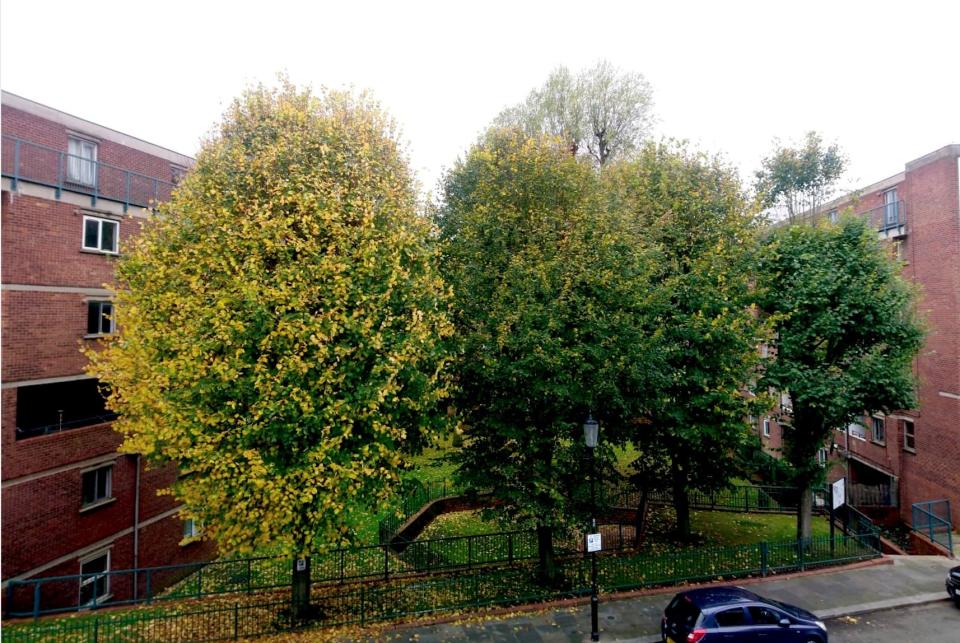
[{"x1": 86, "y1": 81, "x2": 452, "y2": 613}]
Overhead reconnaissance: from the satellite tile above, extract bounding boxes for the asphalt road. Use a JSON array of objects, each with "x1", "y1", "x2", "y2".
[{"x1": 827, "y1": 600, "x2": 960, "y2": 642}]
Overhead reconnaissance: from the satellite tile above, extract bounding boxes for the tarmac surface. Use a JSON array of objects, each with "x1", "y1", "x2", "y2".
[{"x1": 368, "y1": 555, "x2": 956, "y2": 642}]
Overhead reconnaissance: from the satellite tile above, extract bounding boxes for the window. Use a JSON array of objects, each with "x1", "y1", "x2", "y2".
[
  {"x1": 183, "y1": 518, "x2": 201, "y2": 539},
  {"x1": 828, "y1": 209, "x2": 838, "y2": 223},
  {"x1": 15, "y1": 378, "x2": 116, "y2": 439},
  {"x1": 748, "y1": 606, "x2": 782, "y2": 625},
  {"x1": 87, "y1": 301, "x2": 114, "y2": 335},
  {"x1": 83, "y1": 216, "x2": 118, "y2": 253},
  {"x1": 883, "y1": 188, "x2": 899, "y2": 228},
  {"x1": 847, "y1": 422, "x2": 866, "y2": 440},
  {"x1": 67, "y1": 137, "x2": 98, "y2": 186},
  {"x1": 872, "y1": 416, "x2": 886, "y2": 444},
  {"x1": 79, "y1": 550, "x2": 110, "y2": 606},
  {"x1": 817, "y1": 447, "x2": 829, "y2": 467},
  {"x1": 171, "y1": 164, "x2": 188, "y2": 186},
  {"x1": 715, "y1": 607, "x2": 747, "y2": 627},
  {"x1": 762, "y1": 418, "x2": 771, "y2": 437},
  {"x1": 81, "y1": 465, "x2": 113, "y2": 507},
  {"x1": 903, "y1": 420, "x2": 916, "y2": 452}
]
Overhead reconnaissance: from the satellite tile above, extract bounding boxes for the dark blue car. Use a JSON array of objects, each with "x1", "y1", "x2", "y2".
[{"x1": 661, "y1": 586, "x2": 828, "y2": 643}]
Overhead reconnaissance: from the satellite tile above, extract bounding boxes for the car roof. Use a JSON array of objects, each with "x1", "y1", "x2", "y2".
[{"x1": 678, "y1": 586, "x2": 762, "y2": 608}]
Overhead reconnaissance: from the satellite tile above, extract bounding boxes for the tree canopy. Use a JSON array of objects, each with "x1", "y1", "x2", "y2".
[
  {"x1": 494, "y1": 60, "x2": 654, "y2": 166},
  {"x1": 87, "y1": 82, "x2": 453, "y2": 558},
  {"x1": 437, "y1": 129, "x2": 664, "y2": 581},
  {"x1": 603, "y1": 144, "x2": 772, "y2": 538},
  {"x1": 758, "y1": 216, "x2": 923, "y2": 538},
  {"x1": 754, "y1": 131, "x2": 846, "y2": 223}
]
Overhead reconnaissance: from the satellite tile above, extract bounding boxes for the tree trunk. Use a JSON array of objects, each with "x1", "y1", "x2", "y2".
[
  {"x1": 291, "y1": 557, "x2": 311, "y2": 619},
  {"x1": 797, "y1": 484, "x2": 813, "y2": 542},
  {"x1": 536, "y1": 523, "x2": 559, "y2": 585},
  {"x1": 672, "y1": 461, "x2": 691, "y2": 540}
]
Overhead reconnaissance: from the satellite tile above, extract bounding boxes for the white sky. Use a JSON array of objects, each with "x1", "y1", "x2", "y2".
[{"x1": 2, "y1": 0, "x2": 958, "y2": 197}]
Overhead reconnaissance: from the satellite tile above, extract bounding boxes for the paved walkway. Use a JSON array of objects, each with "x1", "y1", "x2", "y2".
[{"x1": 368, "y1": 556, "x2": 955, "y2": 642}]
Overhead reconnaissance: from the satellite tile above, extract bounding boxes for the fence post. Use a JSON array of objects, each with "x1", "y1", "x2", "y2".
[
  {"x1": 468, "y1": 536, "x2": 473, "y2": 570},
  {"x1": 799, "y1": 539, "x2": 806, "y2": 572},
  {"x1": 247, "y1": 559, "x2": 252, "y2": 593},
  {"x1": 383, "y1": 544, "x2": 389, "y2": 581},
  {"x1": 93, "y1": 616, "x2": 99, "y2": 643},
  {"x1": 508, "y1": 532, "x2": 514, "y2": 564},
  {"x1": 760, "y1": 542, "x2": 768, "y2": 577},
  {"x1": 32, "y1": 581, "x2": 40, "y2": 620},
  {"x1": 146, "y1": 569, "x2": 153, "y2": 604},
  {"x1": 745, "y1": 488, "x2": 751, "y2": 513},
  {"x1": 233, "y1": 602, "x2": 239, "y2": 639},
  {"x1": 340, "y1": 549, "x2": 345, "y2": 584},
  {"x1": 360, "y1": 585, "x2": 366, "y2": 626}
]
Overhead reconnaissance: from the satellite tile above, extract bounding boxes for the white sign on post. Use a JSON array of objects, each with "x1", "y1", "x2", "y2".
[
  {"x1": 832, "y1": 477, "x2": 845, "y2": 510},
  {"x1": 296, "y1": 558, "x2": 307, "y2": 572},
  {"x1": 586, "y1": 533, "x2": 602, "y2": 553}
]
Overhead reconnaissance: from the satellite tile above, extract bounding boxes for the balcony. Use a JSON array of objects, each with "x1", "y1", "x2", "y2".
[
  {"x1": 859, "y1": 200, "x2": 907, "y2": 239},
  {"x1": 1, "y1": 135, "x2": 177, "y2": 212}
]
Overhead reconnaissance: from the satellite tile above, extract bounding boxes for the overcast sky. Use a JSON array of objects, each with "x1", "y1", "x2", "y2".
[{"x1": 2, "y1": 0, "x2": 957, "y2": 197}]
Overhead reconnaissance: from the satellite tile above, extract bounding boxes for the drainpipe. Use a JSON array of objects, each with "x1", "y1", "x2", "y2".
[{"x1": 132, "y1": 454, "x2": 141, "y2": 600}]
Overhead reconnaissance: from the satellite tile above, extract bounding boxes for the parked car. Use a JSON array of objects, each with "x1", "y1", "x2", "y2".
[
  {"x1": 948, "y1": 565, "x2": 960, "y2": 605},
  {"x1": 661, "y1": 586, "x2": 828, "y2": 643}
]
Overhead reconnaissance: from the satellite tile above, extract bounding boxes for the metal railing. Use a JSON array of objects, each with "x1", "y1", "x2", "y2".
[
  {"x1": 859, "y1": 200, "x2": 907, "y2": 233},
  {"x1": 606, "y1": 483, "x2": 828, "y2": 515},
  {"x1": 2, "y1": 135, "x2": 178, "y2": 212},
  {"x1": 15, "y1": 412, "x2": 119, "y2": 440},
  {"x1": 911, "y1": 499, "x2": 953, "y2": 555},
  {"x1": 2, "y1": 533, "x2": 880, "y2": 642}
]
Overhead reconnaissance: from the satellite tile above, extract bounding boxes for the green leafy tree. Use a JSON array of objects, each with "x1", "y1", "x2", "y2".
[
  {"x1": 758, "y1": 217, "x2": 923, "y2": 539},
  {"x1": 86, "y1": 83, "x2": 453, "y2": 606},
  {"x1": 495, "y1": 60, "x2": 654, "y2": 166},
  {"x1": 603, "y1": 143, "x2": 773, "y2": 539},
  {"x1": 754, "y1": 131, "x2": 846, "y2": 223},
  {"x1": 437, "y1": 130, "x2": 662, "y2": 583}
]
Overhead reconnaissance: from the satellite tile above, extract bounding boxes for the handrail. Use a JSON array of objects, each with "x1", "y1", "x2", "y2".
[{"x1": 2, "y1": 135, "x2": 178, "y2": 212}]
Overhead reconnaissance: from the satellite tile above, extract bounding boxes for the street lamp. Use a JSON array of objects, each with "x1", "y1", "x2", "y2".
[{"x1": 583, "y1": 414, "x2": 600, "y2": 642}]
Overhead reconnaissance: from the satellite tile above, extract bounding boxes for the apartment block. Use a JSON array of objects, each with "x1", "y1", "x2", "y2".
[{"x1": 1, "y1": 91, "x2": 215, "y2": 612}]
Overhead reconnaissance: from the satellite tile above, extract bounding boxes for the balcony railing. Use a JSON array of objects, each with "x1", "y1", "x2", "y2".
[
  {"x1": 2, "y1": 135, "x2": 177, "y2": 212},
  {"x1": 859, "y1": 200, "x2": 907, "y2": 234}
]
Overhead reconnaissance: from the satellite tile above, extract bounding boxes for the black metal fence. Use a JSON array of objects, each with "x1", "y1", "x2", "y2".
[
  {"x1": 911, "y1": 499, "x2": 954, "y2": 555},
  {"x1": 3, "y1": 533, "x2": 880, "y2": 642}
]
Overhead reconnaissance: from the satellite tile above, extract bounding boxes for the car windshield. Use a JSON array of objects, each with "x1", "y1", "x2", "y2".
[{"x1": 666, "y1": 595, "x2": 701, "y2": 627}]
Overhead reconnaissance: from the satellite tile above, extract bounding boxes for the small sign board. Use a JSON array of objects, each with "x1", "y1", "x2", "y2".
[
  {"x1": 832, "y1": 477, "x2": 846, "y2": 510},
  {"x1": 586, "y1": 533, "x2": 602, "y2": 553},
  {"x1": 296, "y1": 558, "x2": 307, "y2": 572}
]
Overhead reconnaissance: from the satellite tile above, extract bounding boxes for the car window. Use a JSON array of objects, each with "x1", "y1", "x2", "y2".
[
  {"x1": 715, "y1": 607, "x2": 747, "y2": 627},
  {"x1": 748, "y1": 606, "x2": 782, "y2": 625},
  {"x1": 666, "y1": 595, "x2": 701, "y2": 627}
]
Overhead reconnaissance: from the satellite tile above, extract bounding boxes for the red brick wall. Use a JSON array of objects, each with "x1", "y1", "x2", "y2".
[
  {"x1": 1, "y1": 193, "x2": 143, "y2": 287},
  {"x1": 2, "y1": 105, "x2": 185, "y2": 184}
]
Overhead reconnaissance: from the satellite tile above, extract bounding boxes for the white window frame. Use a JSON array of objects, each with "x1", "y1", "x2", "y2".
[
  {"x1": 872, "y1": 416, "x2": 886, "y2": 444},
  {"x1": 67, "y1": 136, "x2": 98, "y2": 187},
  {"x1": 847, "y1": 422, "x2": 867, "y2": 441},
  {"x1": 817, "y1": 447, "x2": 828, "y2": 467},
  {"x1": 82, "y1": 215, "x2": 119, "y2": 254},
  {"x1": 828, "y1": 209, "x2": 838, "y2": 223},
  {"x1": 86, "y1": 300, "x2": 115, "y2": 337},
  {"x1": 762, "y1": 418, "x2": 771, "y2": 437},
  {"x1": 81, "y1": 464, "x2": 113, "y2": 508},
  {"x1": 903, "y1": 419, "x2": 916, "y2": 453},
  {"x1": 78, "y1": 549, "x2": 111, "y2": 607},
  {"x1": 883, "y1": 187, "x2": 899, "y2": 228},
  {"x1": 183, "y1": 518, "x2": 202, "y2": 539}
]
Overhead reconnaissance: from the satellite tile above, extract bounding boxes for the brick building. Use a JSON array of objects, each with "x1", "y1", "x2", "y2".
[
  {"x1": 1, "y1": 91, "x2": 215, "y2": 612},
  {"x1": 757, "y1": 144, "x2": 960, "y2": 528}
]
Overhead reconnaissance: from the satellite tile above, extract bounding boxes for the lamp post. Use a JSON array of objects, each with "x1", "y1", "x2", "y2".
[{"x1": 583, "y1": 414, "x2": 600, "y2": 642}]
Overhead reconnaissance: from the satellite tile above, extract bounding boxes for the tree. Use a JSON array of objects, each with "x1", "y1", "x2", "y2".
[
  {"x1": 758, "y1": 217, "x2": 923, "y2": 540},
  {"x1": 437, "y1": 130, "x2": 663, "y2": 583},
  {"x1": 754, "y1": 131, "x2": 846, "y2": 223},
  {"x1": 494, "y1": 60, "x2": 654, "y2": 166},
  {"x1": 603, "y1": 143, "x2": 772, "y2": 539},
  {"x1": 86, "y1": 82, "x2": 453, "y2": 610}
]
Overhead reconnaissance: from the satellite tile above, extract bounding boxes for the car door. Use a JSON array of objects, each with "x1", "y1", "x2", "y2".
[
  {"x1": 748, "y1": 605, "x2": 794, "y2": 641},
  {"x1": 713, "y1": 606, "x2": 755, "y2": 641}
]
